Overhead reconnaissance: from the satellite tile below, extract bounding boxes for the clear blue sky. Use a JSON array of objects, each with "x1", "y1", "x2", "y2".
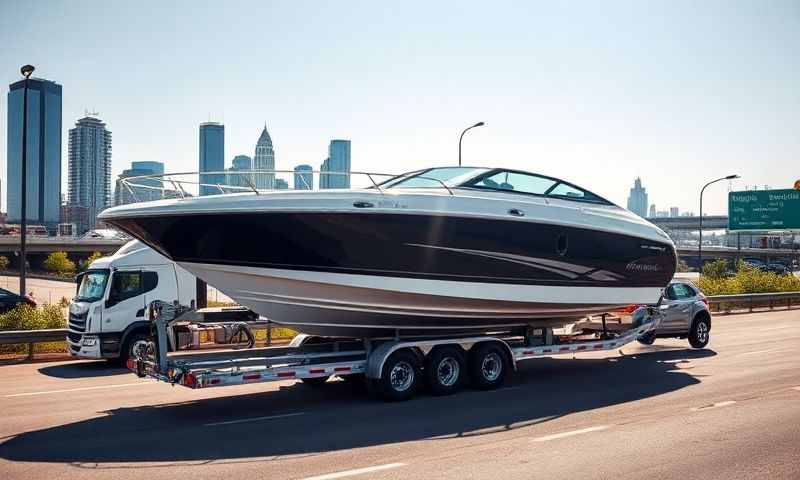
[{"x1": 1, "y1": 0, "x2": 797, "y2": 214}]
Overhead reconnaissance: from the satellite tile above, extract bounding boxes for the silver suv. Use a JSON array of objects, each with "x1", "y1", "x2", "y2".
[{"x1": 638, "y1": 280, "x2": 712, "y2": 348}]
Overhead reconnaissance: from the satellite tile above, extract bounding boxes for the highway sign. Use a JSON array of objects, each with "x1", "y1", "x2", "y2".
[{"x1": 729, "y1": 189, "x2": 800, "y2": 231}]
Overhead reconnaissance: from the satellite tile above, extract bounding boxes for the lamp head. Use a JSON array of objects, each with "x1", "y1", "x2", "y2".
[
  {"x1": 20, "y1": 65, "x2": 35, "y2": 78},
  {"x1": 473, "y1": 122, "x2": 485, "y2": 127},
  {"x1": 725, "y1": 174, "x2": 740, "y2": 180}
]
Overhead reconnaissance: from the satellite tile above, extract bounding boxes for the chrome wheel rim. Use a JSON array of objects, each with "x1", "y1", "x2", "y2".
[
  {"x1": 437, "y1": 357, "x2": 460, "y2": 387},
  {"x1": 481, "y1": 352, "x2": 502, "y2": 382},
  {"x1": 390, "y1": 361, "x2": 414, "y2": 392},
  {"x1": 696, "y1": 322, "x2": 709, "y2": 343}
]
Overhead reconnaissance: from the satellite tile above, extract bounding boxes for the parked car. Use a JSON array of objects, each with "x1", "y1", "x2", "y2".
[
  {"x1": 766, "y1": 262, "x2": 790, "y2": 275},
  {"x1": 0, "y1": 287, "x2": 37, "y2": 314},
  {"x1": 638, "y1": 280, "x2": 711, "y2": 348}
]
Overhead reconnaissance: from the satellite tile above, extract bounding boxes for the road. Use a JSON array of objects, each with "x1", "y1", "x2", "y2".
[{"x1": 0, "y1": 310, "x2": 798, "y2": 480}]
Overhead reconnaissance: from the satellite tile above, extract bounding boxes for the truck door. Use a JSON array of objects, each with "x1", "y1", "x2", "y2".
[{"x1": 104, "y1": 270, "x2": 159, "y2": 332}]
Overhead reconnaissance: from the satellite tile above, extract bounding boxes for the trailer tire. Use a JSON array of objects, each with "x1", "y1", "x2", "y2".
[
  {"x1": 425, "y1": 346, "x2": 466, "y2": 396},
  {"x1": 637, "y1": 332, "x2": 656, "y2": 345},
  {"x1": 300, "y1": 376, "x2": 331, "y2": 386},
  {"x1": 468, "y1": 342, "x2": 507, "y2": 390},
  {"x1": 688, "y1": 314, "x2": 710, "y2": 349},
  {"x1": 376, "y1": 349, "x2": 421, "y2": 401}
]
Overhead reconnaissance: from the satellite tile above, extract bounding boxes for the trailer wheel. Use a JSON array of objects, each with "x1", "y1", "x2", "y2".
[
  {"x1": 425, "y1": 346, "x2": 466, "y2": 395},
  {"x1": 376, "y1": 349, "x2": 421, "y2": 401},
  {"x1": 637, "y1": 332, "x2": 656, "y2": 345},
  {"x1": 300, "y1": 376, "x2": 331, "y2": 386},
  {"x1": 688, "y1": 315, "x2": 710, "y2": 349},
  {"x1": 468, "y1": 343, "x2": 507, "y2": 390}
]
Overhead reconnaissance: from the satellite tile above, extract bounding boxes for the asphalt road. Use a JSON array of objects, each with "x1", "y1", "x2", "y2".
[{"x1": 0, "y1": 310, "x2": 798, "y2": 480}]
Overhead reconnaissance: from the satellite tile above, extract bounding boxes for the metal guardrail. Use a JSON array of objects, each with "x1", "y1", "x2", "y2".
[
  {"x1": 707, "y1": 291, "x2": 800, "y2": 313},
  {"x1": 0, "y1": 328, "x2": 67, "y2": 360}
]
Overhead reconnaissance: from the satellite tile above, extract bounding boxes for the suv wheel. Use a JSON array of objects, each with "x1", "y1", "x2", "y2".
[{"x1": 688, "y1": 316, "x2": 710, "y2": 349}]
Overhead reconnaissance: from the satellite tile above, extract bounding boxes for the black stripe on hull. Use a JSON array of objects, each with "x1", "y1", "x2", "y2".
[{"x1": 107, "y1": 211, "x2": 677, "y2": 288}]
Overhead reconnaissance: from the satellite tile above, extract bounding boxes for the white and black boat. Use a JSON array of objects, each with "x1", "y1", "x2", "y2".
[{"x1": 99, "y1": 167, "x2": 677, "y2": 337}]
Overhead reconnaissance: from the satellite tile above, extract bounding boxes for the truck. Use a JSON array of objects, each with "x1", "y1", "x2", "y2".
[
  {"x1": 128, "y1": 300, "x2": 670, "y2": 401},
  {"x1": 67, "y1": 240, "x2": 197, "y2": 363}
]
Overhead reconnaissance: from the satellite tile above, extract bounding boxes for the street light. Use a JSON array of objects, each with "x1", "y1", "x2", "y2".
[
  {"x1": 458, "y1": 122, "x2": 485, "y2": 166},
  {"x1": 19, "y1": 64, "x2": 35, "y2": 298},
  {"x1": 699, "y1": 174, "x2": 739, "y2": 272}
]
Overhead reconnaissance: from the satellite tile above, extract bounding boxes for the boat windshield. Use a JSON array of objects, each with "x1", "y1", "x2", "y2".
[
  {"x1": 75, "y1": 269, "x2": 110, "y2": 302},
  {"x1": 384, "y1": 167, "x2": 488, "y2": 189},
  {"x1": 462, "y1": 169, "x2": 612, "y2": 205}
]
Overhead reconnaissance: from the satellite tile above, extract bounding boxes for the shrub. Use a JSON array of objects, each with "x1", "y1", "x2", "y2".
[
  {"x1": 79, "y1": 251, "x2": 104, "y2": 271},
  {"x1": 0, "y1": 255, "x2": 9, "y2": 271},
  {"x1": 43, "y1": 251, "x2": 76, "y2": 275},
  {"x1": 58, "y1": 296, "x2": 70, "y2": 308},
  {"x1": 675, "y1": 259, "x2": 690, "y2": 273},
  {"x1": 698, "y1": 262, "x2": 800, "y2": 296},
  {"x1": 701, "y1": 258, "x2": 729, "y2": 279},
  {"x1": 0, "y1": 304, "x2": 67, "y2": 331}
]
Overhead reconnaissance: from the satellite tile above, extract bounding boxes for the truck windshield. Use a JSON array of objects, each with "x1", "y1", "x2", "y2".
[{"x1": 76, "y1": 270, "x2": 110, "y2": 302}]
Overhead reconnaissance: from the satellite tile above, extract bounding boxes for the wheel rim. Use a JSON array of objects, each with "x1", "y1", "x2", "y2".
[
  {"x1": 390, "y1": 361, "x2": 414, "y2": 392},
  {"x1": 436, "y1": 357, "x2": 460, "y2": 387},
  {"x1": 481, "y1": 352, "x2": 502, "y2": 382},
  {"x1": 696, "y1": 322, "x2": 709, "y2": 343},
  {"x1": 130, "y1": 339, "x2": 148, "y2": 359}
]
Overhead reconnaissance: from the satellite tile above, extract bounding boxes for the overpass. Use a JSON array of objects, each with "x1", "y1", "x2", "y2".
[
  {"x1": 649, "y1": 215, "x2": 728, "y2": 230},
  {"x1": 676, "y1": 245, "x2": 800, "y2": 266},
  {"x1": 0, "y1": 237, "x2": 126, "y2": 255}
]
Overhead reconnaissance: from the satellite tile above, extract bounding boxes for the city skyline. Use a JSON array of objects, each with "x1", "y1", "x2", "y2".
[{"x1": 2, "y1": 2, "x2": 799, "y2": 214}]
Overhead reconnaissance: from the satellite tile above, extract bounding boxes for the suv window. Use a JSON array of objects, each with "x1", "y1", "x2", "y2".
[
  {"x1": 109, "y1": 271, "x2": 159, "y2": 303},
  {"x1": 667, "y1": 283, "x2": 695, "y2": 300}
]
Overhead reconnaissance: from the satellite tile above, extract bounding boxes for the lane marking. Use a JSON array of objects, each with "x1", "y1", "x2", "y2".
[
  {"x1": 203, "y1": 412, "x2": 304, "y2": 427},
  {"x1": 4, "y1": 382, "x2": 150, "y2": 398},
  {"x1": 740, "y1": 348, "x2": 783, "y2": 356},
  {"x1": 691, "y1": 400, "x2": 736, "y2": 412},
  {"x1": 300, "y1": 463, "x2": 406, "y2": 480},
  {"x1": 533, "y1": 425, "x2": 609, "y2": 442},
  {"x1": 792, "y1": 387, "x2": 800, "y2": 392}
]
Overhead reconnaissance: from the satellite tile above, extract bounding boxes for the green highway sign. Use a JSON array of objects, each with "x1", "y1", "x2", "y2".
[{"x1": 729, "y1": 189, "x2": 800, "y2": 231}]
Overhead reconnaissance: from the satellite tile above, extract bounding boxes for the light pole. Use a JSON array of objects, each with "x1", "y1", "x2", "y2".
[
  {"x1": 458, "y1": 122, "x2": 484, "y2": 166},
  {"x1": 19, "y1": 64, "x2": 35, "y2": 298},
  {"x1": 699, "y1": 174, "x2": 739, "y2": 272}
]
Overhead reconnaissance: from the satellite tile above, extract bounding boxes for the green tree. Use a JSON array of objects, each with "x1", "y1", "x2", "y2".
[
  {"x1": 43, "y1": 251, "x2": 76, "y2": 276},
  {"x1": 0, "y1": 255, "x2": 9, "y2": 271},
  {"x1": 701, "y1": 258, "x2": 729, "y2": 279},
  {"x1": 79, "y1": 251, "x2": 104, "y2": 271},
  {"x1": 675, "y1": 259, "x2": 690, "y2": 273}
]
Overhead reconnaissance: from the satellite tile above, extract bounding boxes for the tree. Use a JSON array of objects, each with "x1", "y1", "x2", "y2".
[
  {"x1": 701, "y1": 258, "x2": 729, "y2": 279},
  {"x1": 80, "y1": 251, "x2": 104, "y2": 271},
  {"x1": 0, "y1": 256, "x2": 9, "y2": 271},
  {"x1": 43, "y1": 251, "x2": 76, "y2": 276}
]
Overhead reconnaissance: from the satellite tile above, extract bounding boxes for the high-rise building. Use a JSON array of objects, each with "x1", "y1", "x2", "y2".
[
  {"x1": 319, "y1": 139, "x2": 351, "y2": 189},
  {"x1": 67, "y1": 116, "x2": 112, "y2": 233},
  {"x1": 199, "y1": 122, "x2": 224, "y2": 196},
  {"x1": 275, "y1": 178, "x2": 289, "y2": 190},
  {"x1": 649, "y1": 204, "x2": 656, "y2": 218},
  {"x1": 626, "y1": 177, "x2": 648, "y2": 218},
  {"x1": 114, "y1": 161, "x2": 164, "y2": 205},
  {"x1": 669, "y1": 207, "x2": 679, "y2": 217},
  {"x1": 6, "y1": 77, "x2": 62, "y2": 229},
  {"x1": 294, "y1": 164, "x2": 313, "y2": 190},
  {"x1": 226, "y1": 154, "x2": 253, "y2": 191},
  {"x1": 253, "y1": 125, "x2": 275, "y2": 189}
]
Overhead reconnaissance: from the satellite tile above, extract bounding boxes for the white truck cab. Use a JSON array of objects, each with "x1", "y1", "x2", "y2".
[{"x1": 67, "y1": 240, "x2": 196, "y2": 362}]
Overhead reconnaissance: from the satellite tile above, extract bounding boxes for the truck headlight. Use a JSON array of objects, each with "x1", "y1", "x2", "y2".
[{"x1": 81, "y1": 336, "x2": 98, "y2": 347}]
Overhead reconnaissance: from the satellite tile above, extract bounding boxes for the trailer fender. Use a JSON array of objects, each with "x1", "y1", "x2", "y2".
[{"x1": 366, "y1": 337, "x2": 516, "y2": 380}]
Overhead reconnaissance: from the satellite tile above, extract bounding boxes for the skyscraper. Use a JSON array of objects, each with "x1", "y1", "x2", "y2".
[
  {"x1": 626, "y1": 177, "x2": 648, "y2": 218},
  {"x1": 67, "y1": 115, "x2": 112, "y2": 233},
  {"x1": 649, "y1": 204, "x2": 656, "y2": 218},
  {"x1": 275, "y1": 178, "x2": 289, "y2": 190},
  {"x1": 669, "y1": 207, "x2": 679, "y2": 217},
  {"x1": 319, "y1": 139, "x2": 351, "y2": 189},
  {"x1": 199, "y1": 122, "x2": 224, "y2": 196},
  {"x1": 114, "y1": 161, "x2": 164, "y2": 206},
  {"x1": 226, "y1": 154, "x2": 253, "y2": 191},
  {"x1": 294, "y1": 164, "x2": 313, "y2": 190},
  {"x1": 6, "y1": 77, "x2": 62, "y2": 229},
  {"x1": 253, "y1": 125, "x2": 275, "y2": 189}
]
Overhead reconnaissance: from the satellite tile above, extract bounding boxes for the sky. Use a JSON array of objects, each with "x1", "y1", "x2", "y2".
[{"x1": 0, "y1": 0, "x2": 798, "y2": 214}]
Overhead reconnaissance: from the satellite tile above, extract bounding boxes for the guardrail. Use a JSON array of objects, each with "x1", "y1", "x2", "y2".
[
  {"x1": 0, "y1": 328, "x2": 67, "y2": 360},
  {"x1": 707, "y1": 291, "x2": 800, "y2": 313}
]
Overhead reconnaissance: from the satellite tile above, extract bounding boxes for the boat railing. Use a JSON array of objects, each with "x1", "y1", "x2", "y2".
[{"x1": 119, "y1": 169, "x2": 455, "y2": 203}]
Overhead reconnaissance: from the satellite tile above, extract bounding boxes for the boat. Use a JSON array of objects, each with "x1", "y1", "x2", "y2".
[{"x1": 98, "y1": 166, "x2": 677, "y2": 337}]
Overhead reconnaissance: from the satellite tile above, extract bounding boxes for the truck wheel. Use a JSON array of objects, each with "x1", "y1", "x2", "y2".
[
  {"x1": 300, "y1": 375, "x2": 331, "y2": 386},
  {"x1": 425, "y1": 346, "x2": 466, "y2": 395},
  {"x1": 120, "y1": 333, "x2": 149, "y2": 365},
  {"x1": 688, "y1": 316, "x2": 710, "y2": 349},
  {"x1": 637, "y1": 332, "x2": 656, "y2": 345},
  {"x1": 468, "y1": 343, "x2": 507, "y2": 390},
  {"x1": 377, "y1": 350, "x2": 421, "y2": 401}
]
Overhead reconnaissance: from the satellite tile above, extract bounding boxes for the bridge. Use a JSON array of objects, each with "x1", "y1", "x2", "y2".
[
  {"x1": 649, "y1": 215, "x2": 728, "y2": 230},
  {"x1": 0, "y1": 237, "x2": 126, "y2": 255},
  {"x1": 676, "y1": 245, "x2": 800, "y2": 267}
]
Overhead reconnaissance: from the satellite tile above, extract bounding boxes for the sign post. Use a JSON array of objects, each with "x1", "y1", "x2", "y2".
[{"x1": 729, "y1": 189, "x2": 800, "y2": 231}]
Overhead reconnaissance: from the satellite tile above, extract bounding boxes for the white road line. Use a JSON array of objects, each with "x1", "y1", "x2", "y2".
[
  {"x1": 4, "y1": 382, "x2": 150, "y2": 398},
  {"x1": 300, "y1": 463, "x2": 406, "y2": 480},
  {"x1": 691, "y1": 400, "x2": 736, "y2": 412},
  {"x1": 740, "y1": 348, "x2": 783, "y2": 356},
  {"x1": 792, "y1": 386, "x2": 800, "y2": 392},
  {"x1": 533, "y1": 425, "x2": 610, "y2": 442},
  {"x1": 203, "y1": 412, "x2": 304, "y2": 427}
]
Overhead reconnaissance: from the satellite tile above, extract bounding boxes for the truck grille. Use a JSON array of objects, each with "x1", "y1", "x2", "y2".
[
  {"x1": 69, "y1": 311, "x2": 88, "y2": 332},
  {"x1": 67, "y1": 331, "x2": 82, "y2": 344}
]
